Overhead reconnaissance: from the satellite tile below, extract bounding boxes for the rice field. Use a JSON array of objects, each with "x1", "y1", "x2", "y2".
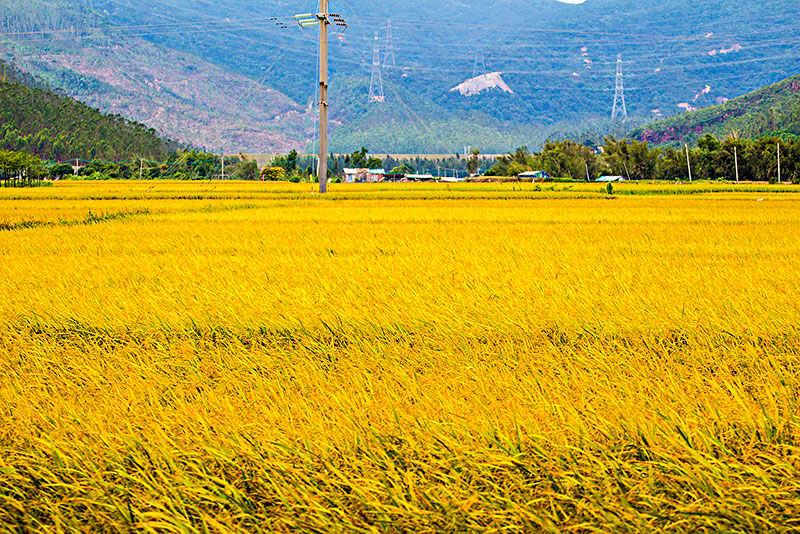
[{"x1": 1, "y1": 181, "x2": 799, "y2": 533}]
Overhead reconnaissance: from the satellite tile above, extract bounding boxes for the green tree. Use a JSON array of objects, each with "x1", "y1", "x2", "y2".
[
  {"x1": 696, "y1": 133, "x2": 722, "y2": 180},
  {"x1": 260, "y1": 167, "x2": 286, "y2": 181},
  {"x1": 468, "y1": 148, "x2": 481, "y2": 176},
  {"x1": 657, "y1": 147, "x2": 687, "y2": 181},
  {"x1": 536, "y1": 140, "x2": 600, "y2": 180},
  {"x1": 286, "y1": 149, "x2": 298, "y2": 172},
  {"x1": 390, "y1": 163, "x2": 415, "y2": 174},
  {"x1": 716, "y1": 137, "x2": 748, "y2": 181},
  {"x1": 351, "y1": 147, "x2": 369, "y2": 168},
  {"x1": 330, "y1": 153, "x2": 341, "y2": 177},
  {"x1": 486, "y1": 146, "x2": 535, "y2": 176},
  {"x1": 49, "y1": 163, "x2": 74, "y2": 179},
  {"x1": 603, "y1": 137, "x2": 658, "y2": 180}
]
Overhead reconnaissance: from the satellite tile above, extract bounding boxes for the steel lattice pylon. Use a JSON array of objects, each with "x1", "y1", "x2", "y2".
[
  {"x1": 384, "y1": 20, "x2": 396, "y2": 68},
  {"x1": 612, "y1": 53, "x2": 627, "y2": 120},
  {"x1": 368, "y1": 32, "x2": 385, "y2": 103},
  {"x1": 472, "y1": 49, "x2": 486, "y2": 78}
]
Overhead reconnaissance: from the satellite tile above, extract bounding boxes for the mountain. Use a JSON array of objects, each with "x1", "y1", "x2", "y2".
[
  {"x1": 2, "y1": 0, "x2": 799, "y2": 154},
  {"x1": 632, "y1": 74, "x2": 800, "y2": 147},
  {"x1": 0, "y1": 0, "x2": 314, "y2": 154},
  {"x1": 0, "y1": 60, "x2": 175, "y2": 161}
]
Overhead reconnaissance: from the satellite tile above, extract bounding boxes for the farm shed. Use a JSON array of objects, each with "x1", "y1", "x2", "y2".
[
  {"x1": 519, "y1": 171, "x2": 552, "y2": 182},
  {"x1": 343, "y1": 168, "x2": 386, "y2": 183},
  {"x1": 404, "y1": 173, "x2": 436, "y2": 182}
]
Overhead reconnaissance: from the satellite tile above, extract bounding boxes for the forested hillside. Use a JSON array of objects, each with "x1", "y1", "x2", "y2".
[
  {"x1": 87, "y1": 0, "x2": 800, "y2": 152},
  {"x1": 633, "y1": 74, "x2": 800, "y2": 147},
  {"x1": 0, "y1": 60, "x2": 175, "y2": 161},
  {"x1": 2, "y1": 0, "x2": 799, "y2": 153}
]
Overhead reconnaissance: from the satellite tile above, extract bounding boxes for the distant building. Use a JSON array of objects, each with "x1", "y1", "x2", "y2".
[
  {"x1": 343, "y1": 168, "x2": 386, "y2": 183},
  {"x1": 343, "y1": 168, "x2": 362, "y2": 183},
  {"x1": 597, "y1": 175, "x2": 627, "y2": 182},
  {"x1": 367, "y1": 169, "x2": 385, "y2": 182},
  {"x1": 405, "y1": 173, "x2": 435, "y2": 182},
  {"x1": 519, "y1": 171, "x2": 552, "y2": 182}
]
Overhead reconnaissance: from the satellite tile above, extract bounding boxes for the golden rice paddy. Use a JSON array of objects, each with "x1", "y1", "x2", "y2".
[{"x1": 1, "y1": 181, "x2": 799, "y2": 532}]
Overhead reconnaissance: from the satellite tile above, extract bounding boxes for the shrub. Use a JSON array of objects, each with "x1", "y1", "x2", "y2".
[{"x1": 261, "y1": 167, "x2": 286, "y2": 181}]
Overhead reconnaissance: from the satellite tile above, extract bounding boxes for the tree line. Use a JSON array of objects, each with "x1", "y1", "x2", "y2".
[
  {"x1": 72, "y1": 151, "x2": 258, "y2": 181},
  {"x1": 262, "y1": 148, "x2": 498, "y2": 182},
  {"x1": 485, "y1": 134, "x2": 800, "y2": 183},
  {"x1": 0, "y1": 149, "x2": 48, "y2": 187},
  {"x1": 0, "y1": 148, "x2": 260, "y2": 184}
]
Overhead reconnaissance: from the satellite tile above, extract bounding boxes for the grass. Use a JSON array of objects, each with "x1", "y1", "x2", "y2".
[{"x1": 0, "y1": 181, "x2": 799, "y2": 532}]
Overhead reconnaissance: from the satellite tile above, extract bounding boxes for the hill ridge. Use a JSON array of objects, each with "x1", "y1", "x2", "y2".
[
  {"x1": 0, "y1": 59, "x2": 176, "y2": 161},
  {"x1": 633, "y1": 74, "x2": 800, "y2": 147}
]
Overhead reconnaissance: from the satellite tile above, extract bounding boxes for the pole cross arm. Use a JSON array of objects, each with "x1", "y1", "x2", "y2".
[{"x1": 294, "y1": 12, "x2": 345, "y2": 30}]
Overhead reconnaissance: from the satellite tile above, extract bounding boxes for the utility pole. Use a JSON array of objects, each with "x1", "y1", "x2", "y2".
[
  {"x1": 685, "y1": 144, "x2": 693, "y2": 182},
  {"x1": 778, "y1": 143, "x2": 782, "y2": 184},
  {"x1": 585, "y1": 161, "x2": 591, "y2": 182},
  {"x1": 139, "y1": 158, "x2": 143, "y2": 180},
  {"x1": 221, "y1": 147, "x2": 225, "y2": 180},
  {"x1": 295, "y1": 6, "x2": 346, "y2": 194},
  {"x1": 734, "y1": 146, "x2": 740, "y2": 184},
  {"x1": 318, "y1": 5, "x2": 328, "y2": 193}
]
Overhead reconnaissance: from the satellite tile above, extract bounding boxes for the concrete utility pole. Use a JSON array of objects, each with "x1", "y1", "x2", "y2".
[
  {"x1": 318, "y1": 1, "x2": 329, "y2": 193},
  {"x1": 295, "y1": 6, "x2": 346, "y2": 194},
  {"x1": 685, "y1": 144, "x2": 693, "y2": 182},
  {"x1": 139, "y1": 158, "x2": 143, "y2": 181},
  {"x1": 734, "y1": 146, "x2": 740, "y2": 184},
  {"x1": 585, "y1": 161, "x2": 591, "y2": 182},
  {"x1": 778, "y1": 143, "x2": 782, "y2": 184}
]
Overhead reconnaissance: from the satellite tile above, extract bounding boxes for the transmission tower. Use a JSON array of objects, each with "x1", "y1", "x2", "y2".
[
  {"x1": 384, "y1": 19, "x2": 396, "y2": 68},
  {"x1": 611, "y1": 53, "x2": 628, "y2": 120},
  {"x1": 368, "y1": 32, "x2": 385, "y2": 103},
  {"x1": 472, "y1": 49, "x2": 487, "y2": 78}
]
